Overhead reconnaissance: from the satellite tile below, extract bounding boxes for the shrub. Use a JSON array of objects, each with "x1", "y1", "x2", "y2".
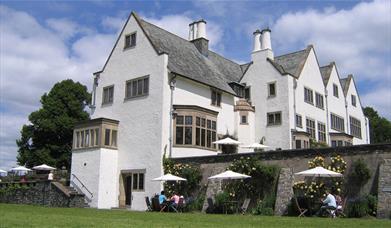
[
  {"x1": 225, "y1": 156, "x2": 279, "y2": 200},
  {"x1": 163, "y1": 158, "x2": 202, "y2": 197},
  {"x1": 349, "y1": 158, "x2": 371, "y2": 188},
  {"x1": 308, "y1": 156, "x2": 325, "y2": 168},
  {"x1": 186, "y1": 193, "x2": 205, "y2": 212},
  {"x1": 214, "y1": 191, "x2": 230, "y2": 213},
  {"x1": 252, "y1": 195, "x2": 275, "y2": 216},
  {"x1": 366, "y1": 194, "x2": 377, "y2": 216},
  {"x1": 347, "y1": 198, "x2": 369, "y2": 218}
]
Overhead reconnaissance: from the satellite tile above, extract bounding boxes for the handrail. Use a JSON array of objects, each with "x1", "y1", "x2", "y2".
[{"x1": 71, "y1": 174, "x2": 93, "y2": 199}]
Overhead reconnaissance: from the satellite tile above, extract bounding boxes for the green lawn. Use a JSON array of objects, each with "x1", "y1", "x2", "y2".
[{"x1": 0, "y1": 204, "x2": 390, "y2": 228}]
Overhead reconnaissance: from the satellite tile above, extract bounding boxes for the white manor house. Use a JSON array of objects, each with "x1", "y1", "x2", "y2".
[{"x1": 70, "y1": 12, "x2": 370, "y2": 210}]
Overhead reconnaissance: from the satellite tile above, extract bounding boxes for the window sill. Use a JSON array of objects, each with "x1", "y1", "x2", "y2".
[
  {"x1": 267, "y1": 95, "x2": 276, "y2": 99},
  {"x1": 304, "y1": 101, "x2": 314, "y2": 106},
  {"x1": 316, "y1": 106, "x2": 324, "y2": 110},
  {"x1": 101, "y1": 102, "x2": 113, "y2": 107},
  {"x1": 267, "y1": 123, "x2": 282, "y2": 127},
  {"x1": 124, "y1": 94, "x2": 149, "y2": 102},
  {"x1": 123, "y1": 45, "x2": 136, "y2": 51},
  {"x1": 210, "y1": 104, "x2": 222, "y2": 108},
  {"x1": 240, "y1": 123, "x2": 249, "y2": 125},
  {"x1": 173, "y1": 144, "x2": 217, "y2": 152}
]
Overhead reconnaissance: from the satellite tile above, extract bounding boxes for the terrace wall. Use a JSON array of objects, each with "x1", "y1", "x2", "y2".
[
  {"x1": 172, "y1": 143, "x2": 391, "y2": 216},
  {"x1": 0, "y1": 181, "x2": 85, "y2": 208}
]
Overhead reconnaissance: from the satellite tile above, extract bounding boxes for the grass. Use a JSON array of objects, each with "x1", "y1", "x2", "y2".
[{"x1": 0, "y1": 204, "x2": 390, "y2": 228}]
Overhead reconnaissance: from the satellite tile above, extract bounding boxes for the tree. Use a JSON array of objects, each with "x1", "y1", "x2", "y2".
[
  {"x1": 16, "y1": 79, "x2": 90, "y2": 169},
  {"x1": 363, "y1": 107, "x2": 391, "y2": 144}
]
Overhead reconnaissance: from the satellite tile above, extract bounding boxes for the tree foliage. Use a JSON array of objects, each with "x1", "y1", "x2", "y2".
[
  {"x1": 16, "y1": 79, "x2": 90, "y2": 169},
  {"x1": 363, "y1": 107, "x2": 391, "y2": 143}
]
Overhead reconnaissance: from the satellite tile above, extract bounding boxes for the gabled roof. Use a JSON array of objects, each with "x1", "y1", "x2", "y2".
[
  {"x1": 340, "y1": 74, "x2": 353, "y2": 96},
  {"x1": 319, "y1": 62, "x2": 334, "y2": 86},
  {"x1": 136, "y1": 15, "x2": 242, "y2": 95},
  {"x1": 270, "y1": 45, "x2": 312, "y2": 78}
]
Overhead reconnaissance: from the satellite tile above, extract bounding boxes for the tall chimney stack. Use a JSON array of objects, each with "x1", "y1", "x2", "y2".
[
  {"x1": 261, "y1": 28, "x2": 272, "y2": 50},
  {"x1": 189, "y1": 19, "x2": 209, "y2": 57},
  {"x1": 253, "y1": 29, "x2": 262, "y2": 52}
]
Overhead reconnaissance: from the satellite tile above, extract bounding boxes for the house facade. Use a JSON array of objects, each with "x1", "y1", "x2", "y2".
[{"x1": 70, "y1": 12, "x2": 370, "y2": 210}]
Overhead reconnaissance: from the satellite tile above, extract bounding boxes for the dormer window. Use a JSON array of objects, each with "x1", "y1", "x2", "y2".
[{"x1": 124, "y1": 32, "x2": 136, "y2": 49}]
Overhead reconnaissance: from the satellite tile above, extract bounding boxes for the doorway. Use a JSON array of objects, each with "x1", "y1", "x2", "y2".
[{"x1": 125, "y1": 175, "x2": 132, "y2": 206}]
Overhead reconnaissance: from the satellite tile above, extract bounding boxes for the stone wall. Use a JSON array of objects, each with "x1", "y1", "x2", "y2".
[
  {"x1": 377, "y1": 159, "x2": 391, "y2": 219},
  {"x1": 172, "y1": 143, "x2": 391, "y2": 215},
  {"x1": 0, "y1": 181, "x2": 85, "y2": 208},
  {"x1": 274, "y1": 168, "x2": 294, "y2": 216},
  {"x1": 174, "y1": 144, "x2": 391, "y2": 196}
]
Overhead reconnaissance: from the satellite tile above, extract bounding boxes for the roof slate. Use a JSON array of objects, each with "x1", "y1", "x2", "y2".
[
  {"x1": 340, "y1": 75, "x2": 353, "y2": 96},
  {"x1": 139, "y1": 18, "x2": 239, "y2": 94},
  {"x1": 320, "y1": 63, "x2": 334, "y2": 86},
  {"x1": 271, "y1": 46, "x2": 312, "y2": 78}
]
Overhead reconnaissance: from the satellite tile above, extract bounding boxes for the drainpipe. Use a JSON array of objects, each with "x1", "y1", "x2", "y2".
[
  {"x1": 325, "y1": 88, "x2": 330, "y2": 145},
  {"x1": 292, "y1": 78, "x2": 297, "y2": 149},
  {"x1": 90, "y1": 74, "x2": 99, "y2": 115},
  {"x1": 169, "y1": 74, "x2": 177, "y2": 158}
]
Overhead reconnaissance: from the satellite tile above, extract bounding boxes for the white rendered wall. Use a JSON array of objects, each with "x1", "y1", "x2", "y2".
[
  {"x1": 97, "y1": 148, "x2": 119, "y2": 209},
  {"x1": 241, "y1": 50, "x2": 291, "y2": 150},
  {"x1": 294, "y1": 49, "x2": 328, "y2": 143},
  {"x1": 325, "y1": 66, "x2": 347, "y2": 137},
  {"x1": 171, "y1": 76, "x2": 236, "y2": 157},
  {"x1": 71, "y1": 148, "x2": 104, "y2": 208},
  {"x1": 345, "y1": 79, "x2": 369, "y2": 144},
  {"x1": 236, "y1": 110, "x2": 256, "y2": 153},
  {"x1": 91, "y1": 15, "x2": 166, "y2": 210}
]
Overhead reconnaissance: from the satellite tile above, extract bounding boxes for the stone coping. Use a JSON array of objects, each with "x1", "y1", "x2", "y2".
[{"x1": 172, "y1": 143, "x2": 391, "y2": 164}]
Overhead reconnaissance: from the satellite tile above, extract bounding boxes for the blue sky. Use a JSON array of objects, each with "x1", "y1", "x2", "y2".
[{"x1": 0, "y1": 0, "x2": 390, "y2": 170}]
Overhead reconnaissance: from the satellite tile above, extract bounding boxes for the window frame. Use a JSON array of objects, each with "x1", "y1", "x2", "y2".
[
  {"x1": 173, "y1": 108, "x2": 217, "y2": 151},
  {"x1": 267, "y1": 111, "x2": 282, "y2": 126},
  {"x1": 306, "y1": 117, "x2": 316, "y2": 139},
  {"x1": 267, "y1": 82, "x2": 276, "y2": 98},
  {"x1": 296, "y1": 114, "x2": 302, "y2": 128},
  {"x1": 131, "y1": 172, "x2": 145, "y2": 191},
  {"x1": 211, "y1": 89, "x2": 222, "y2": 107},
  {"x1": 317, "y1": 121, "x2": 326, "y2": 143},
  {"x1": 315, "y1": 92, "x2": 324, "y2": 109},
  {"x1": 333, "y1": 84, "x2": 339, "y2": 98},
  {"x1": 124, "y1": 32, "x2": 137, "y2": 49},
  {"x1": 349, "y1": 116, "x2": 362, "y2": 139},
  {"x1": 304, "y1": 87, "x2": 314, "y2": 105},
  {"x1": 351, "y1": 94, "x2": 357, "y2": 107},
  {"x1": 330, "y1": 113, "x2": 345, "y2": 132},
  {"x1": 102, "y1": 85, "x2": 114, "y2": 105},
  {"x1": 125, "y1": 75, "x2": 149, "y2": 100},
  {"x1": 240, "y1": 114, "x2": 248, "y2": 125}
]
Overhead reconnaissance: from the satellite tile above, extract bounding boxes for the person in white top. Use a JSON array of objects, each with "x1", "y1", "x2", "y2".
[
  {"x1": 317, "y1": 189, "x2": 337, "y2": 216},
  {"x1": 48, "y1": 171, "x2": 54, "y2": 181}
]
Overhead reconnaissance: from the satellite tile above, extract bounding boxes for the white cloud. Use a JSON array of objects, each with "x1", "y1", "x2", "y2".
[
  {"x1": 361, "y1": 86, "x2": 391, "y2": 120},
  {"x1": 0, "y1": 5, "x2": 117, "y2": 169},
  {"x1": 272, "y1": 0, "x2": 391, "y2": 118},
  {"x1": 101, "y1": 16, "x2": 126, "y2": 32}
]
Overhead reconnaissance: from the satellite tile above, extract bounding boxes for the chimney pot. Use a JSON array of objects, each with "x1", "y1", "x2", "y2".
[
  {"x1": 196, "y1": 19, "x2": 207, "y2": 39},
  {"x1": 253, "y1": 29, "x2": 262, "y2": 52},
  {"x1": 261, "y1": 27, "x2": 272, "y2": 50}
]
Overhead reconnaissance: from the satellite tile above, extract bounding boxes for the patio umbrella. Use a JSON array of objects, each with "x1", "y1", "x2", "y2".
[
  {"x1": 152, "y1": 174, "x2": 187, "y2": 181},
  {"x1": 208, "y1": 170, "x2": 251, "y2": 180},
  {"x1": 212, "y1": 137, "x2": 242, "y2": 145},
  {"x1": 240, "y1": 143, "x2": 269, "y2": 149},
  {"x1": 10, "y1": 166, "x2": 31, "y2": 172},
  {"x1": 0, "y1": 169, "x2": 7, "y2": 176},
  {"x1": 295, "y1": 166, "x2": 343, "y2": 177},
  {"x1": 32, "y1": 164, "x2": 56, "y2": 171}
]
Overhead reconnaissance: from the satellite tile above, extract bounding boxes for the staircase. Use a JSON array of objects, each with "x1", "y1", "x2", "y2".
[
  {"x1": 51, "y1": 181, "x2": 89, "y2": 208},
  {"x1": 69, "y1": 174, "x2": 93, "y2": 208}
]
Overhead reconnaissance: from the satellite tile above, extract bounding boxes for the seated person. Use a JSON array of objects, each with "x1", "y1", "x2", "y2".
[
  {"x1": 317, "y1": 189, "x2": 337, "y2": 216},
  {"x1": 159, "y1": 191, "x2": 167, "y2": 206},
  {"x1": 170, "y1": 193, "x2": 180, "y2": 207}
]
